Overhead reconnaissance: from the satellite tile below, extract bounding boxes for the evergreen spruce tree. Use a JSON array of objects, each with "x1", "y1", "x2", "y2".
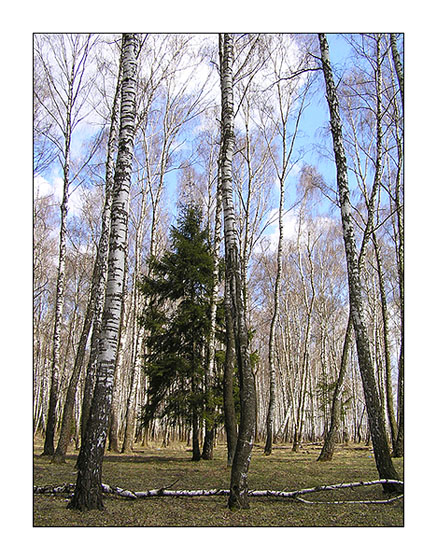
[{"x1": 139, "y1": 202, "x2": 215, "y2": 460}]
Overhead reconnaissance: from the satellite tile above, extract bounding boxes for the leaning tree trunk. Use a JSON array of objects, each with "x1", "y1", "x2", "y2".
[
  {"x1": 390, "y1": 35, "x2": 404, "y2": 458},
  {"x1": 319, "y1": 34, "x2": 387, "y2": 461},
  {"x1": 390, "y1": 34, "x2": 404, "y2": 111},
  {"x1": 219, "y1": 33, "x2": 256, "y2": 510},
  {"x1": 52, "y1": 265, "x2": 97, "y2": 464},
  {"x1": 68, "y1": 34, "x2": 139, "y2": 511},
  {"x1": 107, "y1": 236, "x2": 130, "y2": 452},
  {"x1": 318, "y1": 34, "x2": 400, "y2": 492}
]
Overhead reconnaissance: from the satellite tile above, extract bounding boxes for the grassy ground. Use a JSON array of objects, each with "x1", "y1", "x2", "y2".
[{"x1": 33, "y1": 438, "x2": 403, "y2": 527}]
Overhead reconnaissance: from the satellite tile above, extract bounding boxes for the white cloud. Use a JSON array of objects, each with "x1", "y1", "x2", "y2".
[
  {"x1": 264, "y1": 207, "x2": 302, "y2": 249},
  {"x1": 34, "y1": 174, "x2": 56, "y2": 199},
  {"x1": 257, "y1": 207, "x2": 335, "y2": 253},
  {"x1": 34, "y1": 174, "x2": 85, "y2": 217}
]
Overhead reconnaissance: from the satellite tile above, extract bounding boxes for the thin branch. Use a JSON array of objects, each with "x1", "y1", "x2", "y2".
[{"x1": 265, "y1": 66, "x2": 321, "y2": 90}]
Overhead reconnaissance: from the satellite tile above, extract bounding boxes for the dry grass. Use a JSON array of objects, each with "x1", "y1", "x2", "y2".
[{"x1": 33, "y1": 438, "x2": 403, "y2": 527}]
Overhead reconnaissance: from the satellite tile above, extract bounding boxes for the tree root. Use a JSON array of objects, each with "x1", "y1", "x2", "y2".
[{"x1": 34, "y1": 478, "x2": 403, "y2": 504}]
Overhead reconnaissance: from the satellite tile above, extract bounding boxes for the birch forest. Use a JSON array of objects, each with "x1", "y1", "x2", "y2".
[{"x1": 33, "y1": 32, "x2": 404, "y2": 517}]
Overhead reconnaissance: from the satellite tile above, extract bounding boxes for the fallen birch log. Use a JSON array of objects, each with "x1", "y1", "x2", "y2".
[
  {"x1": 34, "y1": 479, "x2": 403, "y2": 504},
  {"x1": 249, "y1": 479, "x2": 404, "y2": 503}
]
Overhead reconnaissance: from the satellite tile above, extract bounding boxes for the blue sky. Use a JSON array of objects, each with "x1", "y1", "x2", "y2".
[
  {"x1": 35, "y1": 33, "x2": 355, "y2": 240},
  {"x1": 164, "y1": 34, "x2": 354, "y2": 223},
  {"x1": 292, "y1": 34, "x2": 352, "y2": 193}
]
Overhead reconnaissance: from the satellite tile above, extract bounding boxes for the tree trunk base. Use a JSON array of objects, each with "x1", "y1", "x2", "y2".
[
  {"x1": 264, "y1": 432, "x2": 273, "y2": 455},
  {"x1": 67, "y1": 491, "x2": 104, "y2": 511},
  {"x1": 201, "y1": 428, "x2": 215, "y2": 460},
  {"x1": 382, "y1": 481, "x2": 403, "y2": 494},
  {"x1": 317, "y1": 454, "x2": 333, "y2": 462},
  {"x1": 228, "y1": 488, "x2": 250, "y2": 510}
]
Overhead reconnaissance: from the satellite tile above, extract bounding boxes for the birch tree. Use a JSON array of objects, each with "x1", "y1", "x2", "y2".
[
  {"x1": 33, "y1": 193, "x2": 58, "y2": 434},
  {"x1": 201, "y1": 151, "x2": 223, "y2": 460},
  {"x1": 68, "y1": 34, "x2": 139, "y2": 511},
  {"x1": 259, "y1": 36, "x2": 311, "y2": 454},
  {"x1": 318, "y1": 34, "x2": 400, "y2": 492},
  {"x1": 117, "y1": 35, "x2": 215, "y2": 451},
  {"x1": 317, "y1": 34, "x2": 403, "y2": 459},
  {"x1": 219, "y1": 33, "x2": 256, "y2": 510},
  {"x1": 52, "y1": 58, "x2": 122, "y2": 463},
  {"x1": 34, "y1": 34, "x2": 97, "y2": 456}
]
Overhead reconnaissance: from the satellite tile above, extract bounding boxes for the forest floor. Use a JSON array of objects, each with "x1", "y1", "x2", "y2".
[{"x1": 33, "y1": 437, "x2": 404, "y2": 527}]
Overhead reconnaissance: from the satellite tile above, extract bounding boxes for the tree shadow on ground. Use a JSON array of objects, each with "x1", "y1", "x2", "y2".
[{"x1": 103, "y1": 453, "x2": 192, "y2": 465}]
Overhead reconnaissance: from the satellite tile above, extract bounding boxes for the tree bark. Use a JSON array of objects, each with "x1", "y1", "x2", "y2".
[
  {"x1": 192, "y1": 411, "x2": 201, "y2": 462},
  {"x1": 107, "y1": 251, "x2": 130, "y2": 452},
  {"x1": 223, "y1": 277, "x2": 238, "y2": 466},
  {"x1": 80, "y1": 65, "x2": 122, "y2": 451},
  {"x1": 318, "y1": 34, "x2": 400, "y2": 492},
  {"x1": 219, "y1": 33, "x2": 256, "y2": 509},
  {"x1": 390, "y1": 34, "x2": 404, "y2": 111},
  {"x1": 68, "y1": 34, "x2": 139, "y2": 511}
]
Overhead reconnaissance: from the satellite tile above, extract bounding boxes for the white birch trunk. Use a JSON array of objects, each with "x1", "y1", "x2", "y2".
[
  {"x1": 219, "y1": 33, "x2": 256, "y2": 510},
  {"x1": 201, "y1": 168, "x2": 223, "y2": 460},
  {"x1": 69, "y1": 34, "x2": 139, "y2": 511},
  {"x1": 264, "y1": 175, "x2": 284, "y2": 454},
  {"x1": 42, "y1": 87, "x2": 72, "y2": 456}
]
